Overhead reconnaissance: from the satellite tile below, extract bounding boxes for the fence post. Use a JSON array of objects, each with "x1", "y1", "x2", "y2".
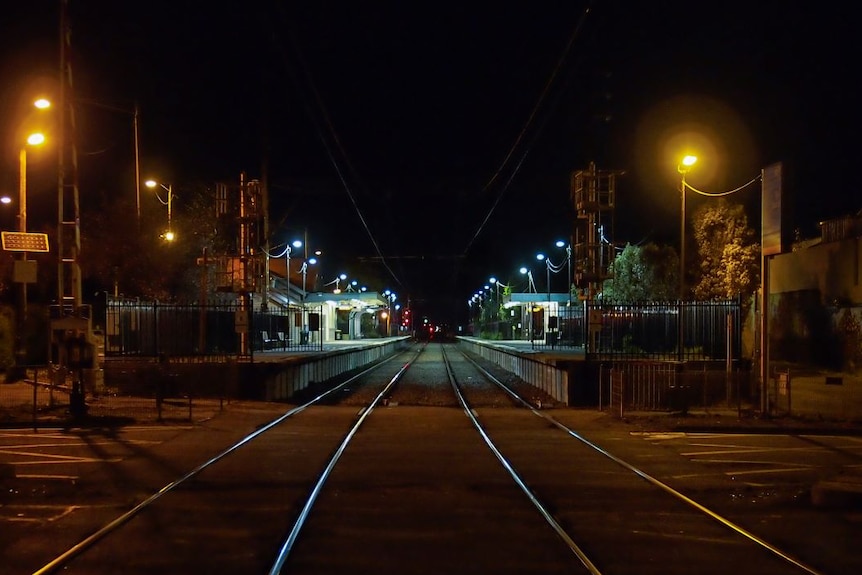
[{"x1": 33, "y1": 367, "x2": 38, "y2": 432}]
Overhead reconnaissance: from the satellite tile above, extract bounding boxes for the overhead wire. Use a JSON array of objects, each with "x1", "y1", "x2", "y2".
[
  {"x1": 460, "y1": 1, "x2": 596, "y2": 257},
  {"x1": 684, "y1": 174, "x2": 762, "y2": 197},
  {"x1": 263, "y1": 3, "x2": 404, "y2": 290}
]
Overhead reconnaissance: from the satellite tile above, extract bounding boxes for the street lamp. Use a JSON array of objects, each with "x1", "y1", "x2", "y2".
[
  {"x1": 11, "y1": 97, "x2": 51, "y2": 372},
  {"x1": 18, "y1": 132, "x2": 45, "y2": 342},
  {"x1": 301, "y1": 252, "x2": 319, "y2": 295},
  {"x1": 678, "y1": 154, "x2": 697, "y2": 299},
  {"x1": 14, "y1": 131, "x2": 47, "y2": 367},
  {"x1": 536, "y1": 252, "x2": 551, "y2": 307},
  {"x1": 555, "y1": 239, "x2": 573, "y2": 342},
  {"x1": 488, "y1": 277, "x2": 502, "y2": 303},
  {"x1": 19, "y1": 132, "x2": 46, "y2": 234},
  {"x1": 383, "y1": 290, "x2": 396, "y2": 336},
  {"x1": 677, "y1": 155, "x2": 697, "y2": 361},
  {"x1": 281, "y1": 238, "x2": 302, "y2": 302},
  {"x1": 519, "y1": 266, "x2": 538, "y2": 293},
  {"x1": 324, "y1": 273, "x2": 348, "y2": 294},
  {"x1": 144, "y1": 179, "x2": 175, "y2": 241}
]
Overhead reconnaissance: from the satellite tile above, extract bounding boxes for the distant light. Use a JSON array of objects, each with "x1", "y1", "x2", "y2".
[
  {"x1": 145, "y1": 180, "x2": 157, "y2": 188},
  {"x1": 536, "y1": 253, "x2": 545, "y2": 261},
  {"x1": 555, "y1": 240, "x2": 565, "y2": 248},
  {"x1": 163, "y1": 231, "x2": 175, "y2": 242},
  {"x1": 308, "y1": 257, "x2": 317, "y2": 265},
  {"x1": 681, "y1": 155, "x2": 697, "y2": 167},
  {"x1": 519, "y1": 267, "x2": 528, "y2": 274},
  {"x1": 34, "y1": 98, "x2": 51, "y2": 109},
  {"x1": 291, "y1": 239, "x2": 303, "y2": 248},
  {"x1": 1, "y1": 196, "x2": 12, "y2": 204},
  {"x1": 26, "y1": 132, "x2": 45, "y2": 146}
]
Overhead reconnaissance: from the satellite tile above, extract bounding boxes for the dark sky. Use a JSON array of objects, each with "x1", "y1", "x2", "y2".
[{"x1": 2, "y1": 1, "x2": 859, "y2": 325}]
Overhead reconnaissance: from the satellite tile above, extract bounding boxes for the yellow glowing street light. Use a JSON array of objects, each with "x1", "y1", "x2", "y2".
[
  {"x1": 26, "y1": 132, "x2": 46, "y2": 146},
  {"x1": 145, "y1": 179, "x2": 175, "y2": 241},
  {"x1": 33, "y1": 98, "x2": 51, "y2": 110},
  {"x1": 677, "y1": 154, "x2": 697, "y2": 299},
  {"x1": 680, "y1": 155, "x2": 697, "y2": 170}
]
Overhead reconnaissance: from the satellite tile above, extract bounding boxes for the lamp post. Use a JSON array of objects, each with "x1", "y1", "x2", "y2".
[
  {"x1": 329, "y1": 273, "x2": 347, "y2": 293},
  {"x1": 15, "y1": 131, "x2": 46, "y2": 368},
  {"x1": 556, "y1": 239, "x2": 572, "y2": 342},
  {"x1": 489, "y1": 277, "x2": 513, "y2": 339},
  {"x1": 519, "y1": 267, "x2": 537, "y2": 293},
  {"x1": 144, "y1": 180, "x2": 175, "y2": 241},
  {"x1": 677, "y1": 155, "x2": 697, "y2": 361},
  {"x1": 520, "y1": 266, "x2": 537, "y2": 342},
  {"x1": 678, "y1": 155, "x2": 697, "y2": 299},
  {"x1": 19, "y1": 132, "x2": 46, "y2": 234},
  {"x1": 301, "y1": 252, "x2": 319, "y2": 296},
  {"x1": 282, "y1": 238, "x2": 302, "y2": 301},
  {"x1": 537, "y1": 253, "x2": 551, "y2": 307},
  {"x1": 383, "y1": 290, "x2": 396, "y2": 336}
]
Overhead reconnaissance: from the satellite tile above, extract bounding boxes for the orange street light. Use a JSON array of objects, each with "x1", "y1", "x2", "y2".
[{"x1": 145, "y1": 179, "x2": 175, "y2": 241}]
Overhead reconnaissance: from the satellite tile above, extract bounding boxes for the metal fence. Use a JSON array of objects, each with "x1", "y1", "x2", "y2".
[
  {"x1": 524, "y1": 299, "x2": 741, "y2": 362},
  {"x1": 0, "y1": 365, "x2": 228, "y2": 427},
  {"x1": 598, "y1": 360, "x2": 752, "y2": 416},
  {"x1": 103, "y1": 299, "x2": 325, "y2": 359}
]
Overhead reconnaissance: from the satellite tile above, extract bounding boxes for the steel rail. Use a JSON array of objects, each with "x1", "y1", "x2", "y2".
[
  {"x1": 441, "y1": 346, "x2": 602, "y2": 575},
  {"x1": 268, "y1": 346, "x2": 424, "y2": 574},
  {"x1": 460, "y1": 349, "x2": 825, "y2": 575},
  {"x1": 32, "y1": 347, "x2": 415, "y2": 575}
]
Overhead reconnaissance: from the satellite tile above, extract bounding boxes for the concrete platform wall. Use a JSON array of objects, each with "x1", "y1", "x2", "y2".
[
  {"x1": 265, "y1": 338, "x2": 410, "y2": 400},
  {"x1": 457, "y1": 338, "x2": 571, "y2": 405}
]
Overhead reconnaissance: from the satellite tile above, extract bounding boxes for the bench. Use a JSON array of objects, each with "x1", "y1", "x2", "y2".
[
  {"x1": 261, "y1": 331, "x2": 277, "y2": 350},
  {"x1": 276, "y1": 331, "x2": 289, "y2": 349}
]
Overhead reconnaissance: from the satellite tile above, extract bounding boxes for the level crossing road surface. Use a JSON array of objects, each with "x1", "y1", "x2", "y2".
[{"x1": 2, "y1": 398, "x2": 862, "y2": 573}]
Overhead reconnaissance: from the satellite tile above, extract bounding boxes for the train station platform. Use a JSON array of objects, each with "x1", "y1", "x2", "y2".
[
  {"x1": 455, "y1": 337, "x2": 586, "y2": 360},
  {"x1": 251, "y1": 336, "x2": 409, "y2": 362}
]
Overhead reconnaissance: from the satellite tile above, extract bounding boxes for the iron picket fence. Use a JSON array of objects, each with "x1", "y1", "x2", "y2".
[
  {"x1": 525, "y1": 299, "x2": 741, "y2": 362},
  {"x1": 102, "y1": 298, "x2": 325, "y2": 359}
]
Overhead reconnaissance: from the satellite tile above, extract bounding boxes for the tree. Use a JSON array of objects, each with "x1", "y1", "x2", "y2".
[
  {"x1": 81, "y1": 181, "x2": 221, "y2": 301},
  {"x1": 691, "y1": 199, "x2": 759, "y2": 301},
  {"x1": 602, "y1": 242, "x2": 678, "y2": 302}
]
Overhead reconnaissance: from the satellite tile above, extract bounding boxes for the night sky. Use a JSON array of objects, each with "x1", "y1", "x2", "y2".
[{"x1": 1, "y1": 1, "x2": 859, "y2": 325}]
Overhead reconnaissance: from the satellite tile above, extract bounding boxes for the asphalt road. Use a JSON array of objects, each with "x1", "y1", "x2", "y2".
[{"x1": 2, "y1": 402, "x2": 861, "y2": 574}]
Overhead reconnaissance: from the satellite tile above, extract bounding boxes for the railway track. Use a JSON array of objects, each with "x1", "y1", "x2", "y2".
[{"x1": 28, "y1": 342, "x2": 826, "y2": 574}]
